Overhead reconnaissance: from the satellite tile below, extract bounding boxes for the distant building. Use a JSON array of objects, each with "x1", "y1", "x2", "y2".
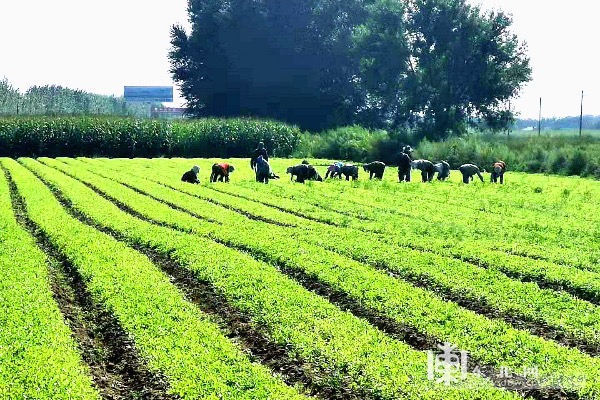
[
  {"x1": 521, "y1": 126, "x2": 535, "y2": 131},
  {"x1": 124, "y1": 86, "x2": 173, "y2": 102},
  {"x1": 151, "y1": 107, "x2": 186, "y2": 119}
]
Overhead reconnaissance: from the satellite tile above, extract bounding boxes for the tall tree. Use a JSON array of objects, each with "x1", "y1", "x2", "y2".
[
  {"x1": 406, "y1": 0, "x2": 531, "y2": 138},
  {"x1": 351, "y1": 0, "x2": 414, "y2": 128},
  {"x1": 169, "y1": 0, "x2": 369, "y2": 131},
  {"x1": 170, "y1": 0, "x2": 531, "y2": 137},
  {"x1": 0, "y1": 78, "x2": 21, "y2": 114}
]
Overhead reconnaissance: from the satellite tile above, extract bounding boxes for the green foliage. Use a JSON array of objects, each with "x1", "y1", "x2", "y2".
[
  {"x1": 32, "y1": 157, "x2": 514, "y2": 399},
  {"x1": 0, "y1": 79, "x2": 151, "y2": 117},
  {"x1": 169, "y1": 0, "x2": 366, "y2": 131},
  {"x1": 0, "y1": 116, "x2": 300, "y2": 158},
  {"x1": 0, "y1": 170, "x2": 99, "y2": 399},
  {"x1": 0, "y1": 78, "x2": 20, "y2": 115},
  {"x1": 416, "y1": 134, "x2": 600, "y2": 179},
  {"x1": 5, "y1": 158, "x2": 306, "y2": 400},
  {"x1": 171, "y1": 118, "x2": 300, "y2": 158},
  {"x1": 295, "y1": 126, "x2": 388, "y2": 162},
  {"x1": 53, "y1": 156, "x2": 600, "y2": 398},
  {"x1": 295, "y1": 125, "x2": 415, "y2": 164},
  {"x1": 9, "y1": 155, "x2": 600, "y2": 397},
  {"x1": 408, "y1": 0, "x2": 531, "y2": 138},
  {"x1": 170, "y1": 0, "x2": 530, "y2": 136}
]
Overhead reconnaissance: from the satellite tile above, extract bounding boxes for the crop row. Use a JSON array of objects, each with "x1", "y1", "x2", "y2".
[
  {"x1": 236, "y1": 181, "x2": 598, "y2": 270},
  {"x1": 82, "y1": 154, "x2": 600, "y2": 254},
  {"x1": 205, "y1": 167, "x2": 600, "y2": 269},
  {"x1": 143, "y1": 155, "x2": 600, "y2": 223},
  {"x1": 2, "y1": 158, "x2": 305, "y2": 399},
  {"x1": 33, "y1": 158, "x2": 600, "y2": 398},
  {"x1": 146, "y1": 157, "x2": 600, "y2": 272},
  {"x1": 58, "y1": 157, "x2": 600, "y2": 350},
  {"x1": 20, "y1": 157, "x2": 511, "y2": 399},
  {"x1": 98, "y1": 155, "x2": 600, "y2": 223},
  {"x1": 0, "y1": 117, "x2": 299, "y2": 158},
  {"x1": 77, "y1": 157, "x2": 600, "y2": 308},
  {"x1": 0, "y1": 168, "x2": 98, "y2": 399},
  {"x1": 99, "y1": 156, "x2": 598, "y2": 270}
]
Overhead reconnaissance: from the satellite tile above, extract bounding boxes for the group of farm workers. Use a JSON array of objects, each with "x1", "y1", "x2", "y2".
[{"x1": 181, "y1": 142, "x2": 508, "y2": 185}]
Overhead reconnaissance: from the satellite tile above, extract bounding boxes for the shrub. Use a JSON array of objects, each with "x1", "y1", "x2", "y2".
[
  {"x1": 415, "y1": 133, "x2": 600, "y2": 179},
  {"x1": 294, "y1": 125, "x2": 415, "y2": 164}
]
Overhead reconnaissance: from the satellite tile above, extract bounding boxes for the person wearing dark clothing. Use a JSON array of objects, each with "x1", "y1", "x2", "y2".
[
  {"x1": 340, "y1": 164, "x2": 359, "y2": 181},
  {"x1": 363, "y1": 161, "x2": 386, "y2": 180},
  {"x1": 286, "y1": 164, "x2": 322, "y2": 183},
  {"x1": 490, "y1": 161, "x2": 507, "y2": 184},
  {"x1": 210, "y1": 163, "x2": 235, "y2": 182},
  {"x1": 459, "y1": 164, "x2": 484, "y2": 184},
  {"x1": 434, "y1": 161, "x2": 451, "y2": 181},
  {"x1": 411, "y1": 159, "x2": 435, "y2": 182},
  {"x1": 397, "y1": 145, "x2": 413, "y2": 182},
  {"x1": 325, "y1": 162, "x2": 343, "y2": 179},
  {"x1": 255, "y1": 155, "x2": 273, "y2": 184},
  {"x1": 250, "y1": 142, "x2": 269, "y2": 170},
  {"x1": 181, "y1": 165, "x2": 200, "y2": 184}
]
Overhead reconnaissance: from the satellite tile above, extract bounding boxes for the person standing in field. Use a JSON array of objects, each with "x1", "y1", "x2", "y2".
[
  {"x1": 459, "y1": 163, "x2": 484, "y2": 183},
  {"x1": 250, "y1": 142, "x2": 269, "y2": 170},
  {"x1": 211, "y1": 162, "x2": 235, "y2": 182},
  {"x1": 490, "y1": 161, "x2": 507, "y2": 184},
  {"x1": 181, "y1": 165, "x2": 200, "y2": 184},
  {"x1": 397, "y1": 145, "x2": 413, "y2": 182}
]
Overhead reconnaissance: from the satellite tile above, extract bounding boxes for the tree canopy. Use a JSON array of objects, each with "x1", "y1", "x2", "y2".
[
  {"x1": 169, "y1": 0, "x2": 531, "y2": 138},
  {"x1": 0, "y1": 78, "x2": 152, "y2": 117}
]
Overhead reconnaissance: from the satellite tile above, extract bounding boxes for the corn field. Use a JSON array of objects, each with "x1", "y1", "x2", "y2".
[{"x1": 0, "y1": 116, "x2": 300, "y2": 158}]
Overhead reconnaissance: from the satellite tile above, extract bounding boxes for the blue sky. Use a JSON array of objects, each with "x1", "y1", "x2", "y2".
[{"x1": 1, "y1": 0, "x2": 596, "y2": 119}]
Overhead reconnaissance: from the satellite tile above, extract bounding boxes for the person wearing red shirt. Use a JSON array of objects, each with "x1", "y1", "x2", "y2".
[{"x1": 210, "y1": 162, "x2": 235, "y2": 182}]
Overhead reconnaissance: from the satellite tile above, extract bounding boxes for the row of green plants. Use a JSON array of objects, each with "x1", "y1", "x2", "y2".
[
  {"x1": 0, "y1": 79, "x2": 152, "y2": 117},
  {"x1": 159, "y1": 157, "x2": 594, "y2": 271},
  {"x1": 3, "y1": 106, "x2": 600, "y2": 181},
  {"x1": 417, "y1": 134, "x2": 600, "y2": 179},
  {"x1": 4, "y1": 158, "x2": 304, "y2": 399},
  {"x1": 0, "y1": 171, "x2": 99, "y2": 399},
  {"x1": 295, "y1": 125, "x2": 600, "y2": 179},
  {"x1": 0, "y1": 116, "x2": 299, "y2": 158},
  {"x1": 91, "y1": 159, "x2": 600, "y2": 351},
  {"x1": 46, "y1": 157, "x2": 600, "y2": 398},
  {"x1": 190, "y1": 156, "x2": 600, "y2": 269},
  {"x1": 166, "y1": 160, "x2": 600, "y2": 305},
  {"x1": 83, "y1": 155, "x2": 594, "y2": 284},
  {"x1": 25, "y1": 158, "x2": 506, "y2": 399}
]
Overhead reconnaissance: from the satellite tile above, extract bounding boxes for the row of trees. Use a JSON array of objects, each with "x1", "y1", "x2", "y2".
[
  {"x1": 515, "y1": 116, "x2": 600, "y2": 131},
  {"x1": 0, "y1": 78, "x2": 153, "y2": 117},
  {"x1": 169, "y1": 0, "x2": 531, "y2": 139}
]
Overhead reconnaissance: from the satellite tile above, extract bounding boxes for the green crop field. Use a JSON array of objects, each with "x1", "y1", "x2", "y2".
[{"x1": 2, "y1": 156, "x2": 600, "y2": 399}]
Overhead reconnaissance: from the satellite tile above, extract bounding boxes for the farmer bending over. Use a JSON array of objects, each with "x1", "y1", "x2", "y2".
[
  {"x1": 211, "y1": 162, "x2": 235, "y2": 182},
  {"x1": 181, "y1": 165, "x2": 200, "y2": 184}
]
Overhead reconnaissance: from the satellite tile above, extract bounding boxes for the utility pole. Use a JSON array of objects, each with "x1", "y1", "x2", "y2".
[
  {"x1": 579, "y1": 90, "x2": 584, "y2": 137},
  {"x1": 507, "y1": 100, "x2": 511, "y2": 137},
  {"x1": 538, "y1": 97, "x2": 542, "y2": 136}
]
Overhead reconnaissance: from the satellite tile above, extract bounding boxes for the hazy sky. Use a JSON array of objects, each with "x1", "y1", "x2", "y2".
[{"x1": 1, "y1": 0, "x2": 596, "y2": 118}]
